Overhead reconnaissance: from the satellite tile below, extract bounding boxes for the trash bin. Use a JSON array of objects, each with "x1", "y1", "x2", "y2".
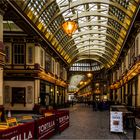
[{"x1": 125, "y1": 115, "x2": 135, "y2": 129}]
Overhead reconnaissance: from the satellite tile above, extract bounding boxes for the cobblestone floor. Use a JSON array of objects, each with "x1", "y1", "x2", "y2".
[{"x1": 51, "y1": 103, "x2": 133, "y2": 140}]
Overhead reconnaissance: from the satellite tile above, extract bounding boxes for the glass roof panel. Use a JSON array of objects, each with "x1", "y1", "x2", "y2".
[
  {"x1": 68, "y1": 74, "x2": 85, "y2": 91},
  {"x1": 11, "y1": 0, "x2": 140, "y2": 68}
]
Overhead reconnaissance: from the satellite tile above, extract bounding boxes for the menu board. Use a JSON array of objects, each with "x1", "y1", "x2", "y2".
[{"x1": 110, "y1": 111, "x2": 123, "y2": 132}]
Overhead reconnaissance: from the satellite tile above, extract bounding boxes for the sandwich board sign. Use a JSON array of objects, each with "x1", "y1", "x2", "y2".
[{"x1": 110, "y1": 111, "x2": 123, "y2": 133}]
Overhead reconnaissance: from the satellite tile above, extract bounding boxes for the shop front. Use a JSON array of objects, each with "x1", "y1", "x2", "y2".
[
  {"x1": 127, "y1": 76, "x2": 138, "y2": 107},
  {"x1": 40, "y1": 80, "x2": 55, "y2": 108},
  {"x1": 56, "y1": 86, "x2": 66, "y2": 107}
]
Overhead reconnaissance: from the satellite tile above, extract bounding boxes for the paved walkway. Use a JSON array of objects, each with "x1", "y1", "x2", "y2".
[{"x1": 51, "y1": 104, "x2": 132, "y2": 140}]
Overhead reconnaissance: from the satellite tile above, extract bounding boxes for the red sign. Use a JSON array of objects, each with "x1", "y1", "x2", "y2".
[
  {"x1": 0, "y1": 121, "x2": 35, "y2": 140},
  {"x1": 56, "y1": 110, "x2": 69, "y2": 132},
  {"x1": 35, "y1": 115, "x2": 56, "y2": 139}
]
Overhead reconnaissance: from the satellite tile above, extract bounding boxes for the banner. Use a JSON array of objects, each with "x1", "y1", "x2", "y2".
[
  {"x1": 56, "y1": 110, "x2": 69, "y2": 132},
  {"x1": 35, "y1": 115, "x2": 56, "y2": 139},
  {"x1": 0, "y1": 121, "x2": 35, "y2": 140}
]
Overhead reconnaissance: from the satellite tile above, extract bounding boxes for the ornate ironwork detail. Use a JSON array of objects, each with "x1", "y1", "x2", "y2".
[{"x1": 0, "y1": 0, "x2": 8, "y2": 15}]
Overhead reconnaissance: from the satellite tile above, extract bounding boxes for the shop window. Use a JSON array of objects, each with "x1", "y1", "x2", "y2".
[
  {"x1": 12, "y1": 87, "x2": 26, "y2": 105},
  {"x1": 51, "y1": 58, "x2": 55, "y2": 73},
  {"x1": 128, "y1": 51, "x2": 131, "y2": 67},
  {"x1": 28, "y1": 46, "x2": 33, "y2": 64},
  {"x1": 135, "y1": 37, "x2": 139, "y2": 56},
  {"x1": 40, "y1": 49, "x2": 44, "y2": 67},
  {"x1": 5, "y1": 46, "x2": 10, "y2": 63},
  {"x1": 130, "y1": 43, "x2": 135, "y2": 65},
  {"x1": 4, "y1": 86, "x2": 10, "y2": 103},
  {"x1": 45, "y1": 52, "x2": 51, "y2": 72},
  {"x1": 55, "y1": 62, "x2": 58, "y2": 75},
  {"x1": 27, "y1": 86, "x2": 33, "y2": 103},
  {"x1": 13, "y1": 44, "x2": 25, "y2": 64}
]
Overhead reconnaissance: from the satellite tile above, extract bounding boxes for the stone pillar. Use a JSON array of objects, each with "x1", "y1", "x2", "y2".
[
  {"x1": 125, "y1": 83, "x2": 128, "y2": 105},
  {"x1": 35, "y1": 44, "x2": 41, "y2": 63},
  {"x1": 117, "y1": 88, "x2": 121, "y2": 103},
  {"x1": 132, "y1": 81, "x2": 135, "y2": 106},
  {"x1": 0, "y1": 10, "x2": 4, "y2": 106},
  {"x1": 34, "y1": 79, "x2": 40, "y2": 104},
  {"x1": 113, "y1": 90, "x2": 116, "y2": 102},
  {"x1": 0, "y1": 6, "x2": 6, "y2": 121},
  {"x1": 137, "y1": 75, "x2": 140, "y2": 106},
  {"x1": 0, "y1": 68, "x2": 4, "y2": 105},
  {"x1": 122, "y1": 86, "x2": 124, "y2": 104},
  {"x1": 65, "y1": 88, "x2": 68, "y2": 102},
  {"x1": 0, "y1": 12, "x2": 3, "y2": 41},
  {"x1": 55, "y1": 85, "x2": 58, "y2": 104}
]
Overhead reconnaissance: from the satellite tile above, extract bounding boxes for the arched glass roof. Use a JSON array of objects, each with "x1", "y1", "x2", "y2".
[
  {"x1": 68, "y1": 74, "x2": 85, "y2": 92},
  {"x1": 9, "y1": 0, "x2": 140, "y2": 68}
]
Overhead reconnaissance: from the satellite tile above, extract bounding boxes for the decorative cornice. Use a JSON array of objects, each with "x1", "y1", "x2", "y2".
[
  {"x1": 110, "y1": 56, "x2": 140, "y2": 90},
  {"x1": 38, "y1": 70, "x2": 67, "y2": 87}
]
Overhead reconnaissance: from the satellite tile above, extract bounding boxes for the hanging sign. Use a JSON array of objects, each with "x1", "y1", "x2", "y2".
[{"x1": 110, "y1": 111, "x2": 123, "y2": 132}]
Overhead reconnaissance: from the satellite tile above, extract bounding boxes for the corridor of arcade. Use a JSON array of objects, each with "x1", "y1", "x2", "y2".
[{"x1": 51, "y1": 103, "x2": 134, "y2": 139}]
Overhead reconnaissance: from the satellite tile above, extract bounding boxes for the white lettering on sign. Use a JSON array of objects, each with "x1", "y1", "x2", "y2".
[
  {"x1": 59, "y1": 115, "x2": 69, "y2": 123},
  {"x1": 10, "y1": 131, "x2": 33, "y2": 140},
  {"x1": 39, "y1": 121, "x2": 55, "y2": 133},
  {"x1": 11, "y1": 135, "x2": 21, "y2": 140},
  {"x1": 112, "y1": 116, "x2": 120, "y2": 119},
  {"x1": 24, "y1": 131, "x2": 33, "y2": 140}
]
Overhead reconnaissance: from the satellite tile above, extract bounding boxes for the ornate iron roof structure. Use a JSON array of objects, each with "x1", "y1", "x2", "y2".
[{"x1": 7, "y1": 0, "x2": 140, "y2": 69}]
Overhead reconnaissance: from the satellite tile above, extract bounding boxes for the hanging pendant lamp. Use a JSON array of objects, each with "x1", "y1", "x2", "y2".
[
  {"x1": 87, "y1": 39, "x2": 93, "y2": 78},
  {"x1": 62, "y1": 19, "x2": 78, "y2": 36},
  {"x1": 61, "y1": 0, "x2": 78, "y2": 36}
]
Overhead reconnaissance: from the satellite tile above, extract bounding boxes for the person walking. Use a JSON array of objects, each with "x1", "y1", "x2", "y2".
[{"x1": 92, "y1": 100, "x2": 95, "y2": 111}]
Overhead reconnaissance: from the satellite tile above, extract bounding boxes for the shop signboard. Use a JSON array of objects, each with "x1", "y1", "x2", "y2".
[
  {"x1": 110, "y1": 111, "x2": 123, "y2": 132},
  {"x1": 0, "y1": 121, "x2": 35, "y2": 139},
  {"x1": 35, "y1": 115, "x2": 55, "y2": 139}
]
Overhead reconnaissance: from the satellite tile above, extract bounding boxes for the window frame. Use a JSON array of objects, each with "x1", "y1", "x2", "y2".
[{"x1": 12, "y1": 43, "x2": 26, "y2": 65}]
